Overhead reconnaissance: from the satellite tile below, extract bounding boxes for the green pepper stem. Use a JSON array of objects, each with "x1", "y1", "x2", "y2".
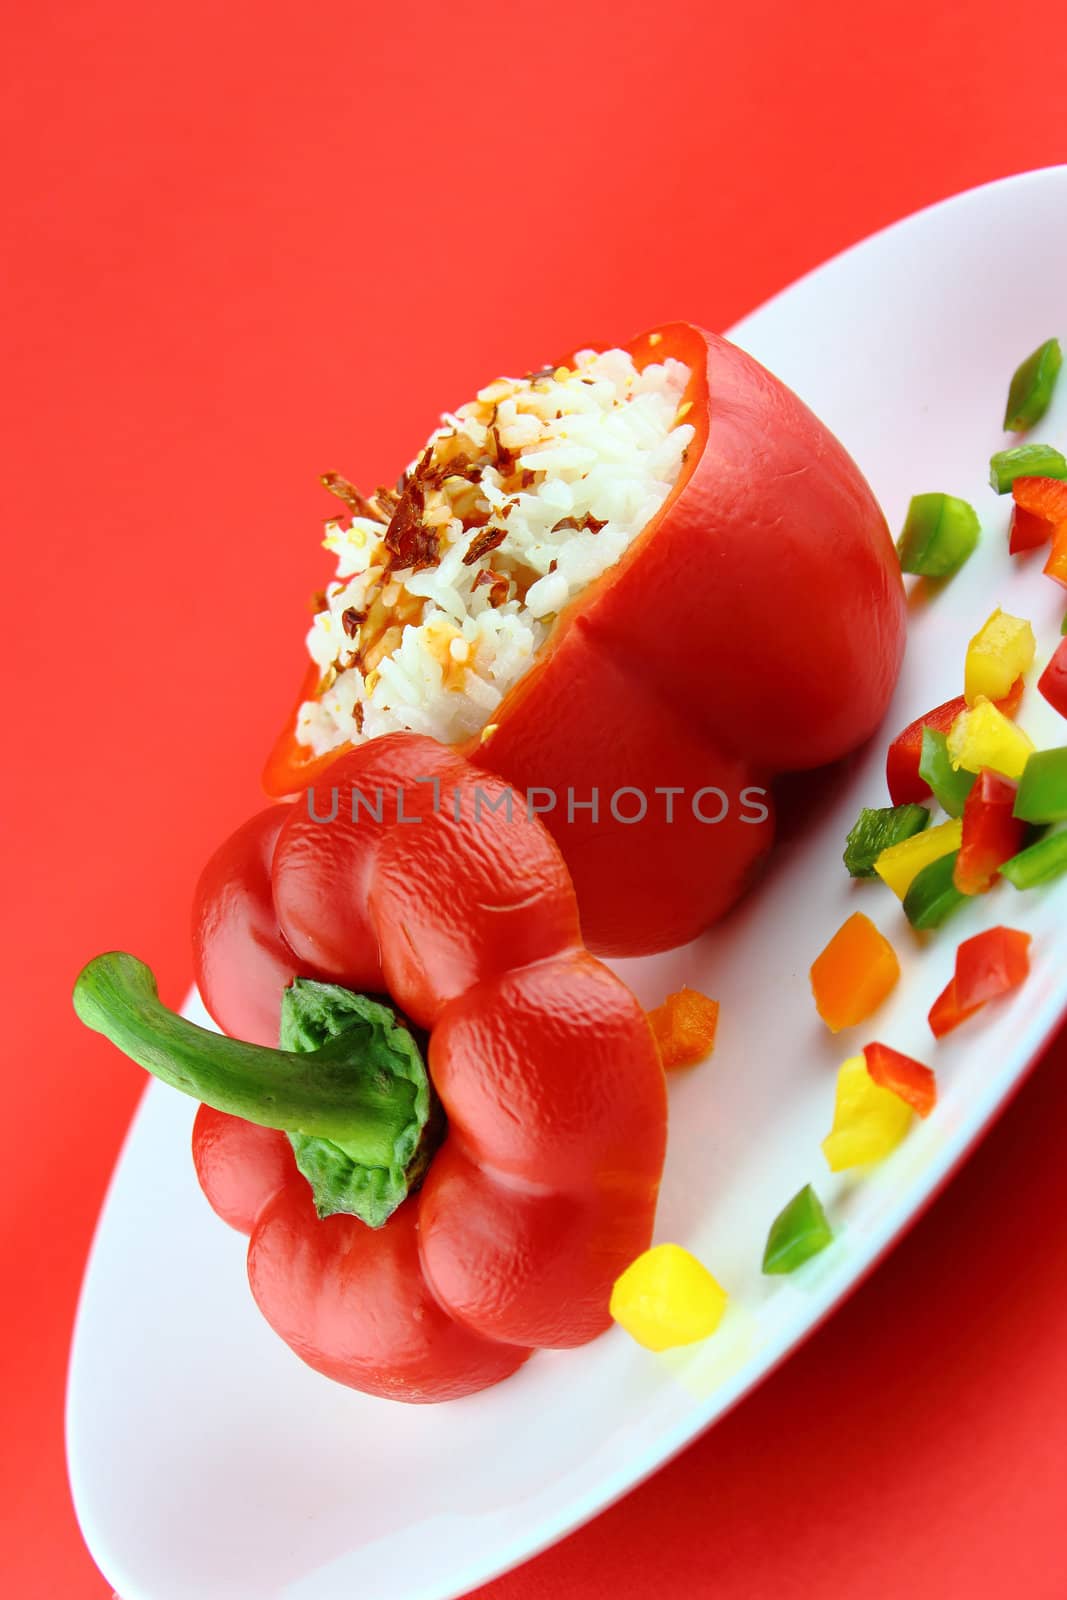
[{"x1": 74, "y1": 952, "x2": 423, "y2": 1170}]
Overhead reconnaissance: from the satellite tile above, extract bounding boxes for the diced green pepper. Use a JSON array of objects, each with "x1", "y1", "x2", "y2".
[
  {"x1": 896, "y1": 493, "x2": 980, "y2": 577},
  {"x1": 1061, "y1": 610, "x2": 1067, "y2": 637},
  {"x1": 917, "y1": 727, "x2": 977, "y2": 818},
  {"x1": 1013, "y1": 747, "x2": 1067, "y2": 823},
  {"x1": 1003, "y1": 338, "x2": 1062, "y2": 432},
  {"x1": 761, "y1": 1184, "x2": 834, "y2": 1275},
  {"x1": 843, "y1": 803, "x2": 930, "y2": 878},
  {"x1": 989, "y1": 444, "x2": 1067, "y2": 494},
  {"x1": 1001, "y1": 830, "x2": 1067, "y2": 888},
  {"x1": 902, "y1": 850, "x2": 967, "y2": 930}
]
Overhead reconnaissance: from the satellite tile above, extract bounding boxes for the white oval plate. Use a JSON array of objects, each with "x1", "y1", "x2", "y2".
[{"x1": 68, "y1": 166, "x2": 1067, "y2": 1600}]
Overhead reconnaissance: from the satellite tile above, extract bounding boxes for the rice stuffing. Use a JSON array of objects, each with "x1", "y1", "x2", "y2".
[{"x1": 296, "y1": 347, "x2": 696, "y2": 755}]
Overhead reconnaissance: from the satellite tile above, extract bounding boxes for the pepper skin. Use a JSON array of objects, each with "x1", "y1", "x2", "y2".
[
  {"x1": 265, "y1": 323, "x2": 905, "y2": 955},
  {"x1": 188, "y1": 734, "x2": 666, "y2": 1401}
]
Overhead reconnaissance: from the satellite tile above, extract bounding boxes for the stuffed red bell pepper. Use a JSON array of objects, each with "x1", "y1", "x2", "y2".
[
  {"x1": 74, "y1": 735, "x2": 667, "y2": 1403},
  {"x1": 263, "y1": 323, "x2": 905, "y2": 954}
]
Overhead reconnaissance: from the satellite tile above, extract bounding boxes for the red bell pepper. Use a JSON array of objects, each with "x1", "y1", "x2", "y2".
[
  {"x1": 928, "y1": 925, "x2": 1032, "y2": 1038},
  {"x1": 264, "y1": 323, "x2": 906, "y2": 955},
  {"x1": 862, "y1": 1042, "x2": 937, "y2": 1117},
  {"x1": 886, "y1": 683, "x2": 1024, "y2": 806},
  {"x1": 928, "y1": 977, "x2": 981, "y2": 1039},
  {"x1": 953, "y1": 769, "x2": 1027, "y2": 895},
  {"x1": 76, "y1": 734, "x2": 667, "y2": 1403},
  {"x1": 954, "y1": 925, "x2": 1032, "y2": 1011},
  {"x1": 1009, "y1": 475, "x2": 1067, "y2": 554},
  {"x1": 1038, "y1": 638, "x2": 1067, "y2": 718},
  {"x1": 886, "y1": 694, "x2": 968, "y2": 805}
]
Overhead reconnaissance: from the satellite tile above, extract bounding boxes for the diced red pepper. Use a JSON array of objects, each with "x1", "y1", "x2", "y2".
[
  {"x1": 1010, "y1": 476, "x2": 1067, "y2": 555},
  {"x1": 886, "y1": 684, "x2": 1024, "y2": 806},
  {"x1": 953, "y1": 769, "x2": 1027, "y2": 895},
  {"x1": 993, "y1": 675, "x2": 1025, "y2": 718},
  {"x1": 928, "y1": 976, "x2": 982, "y2": 1039},
  {"x1": 1039, "y1": 638, "x2": 1067, "y2": 719},
  {"x1": 928, "y1": 926, "x2": 1033, "y2": 1038},
  {"x1": 862, "y1": 1042, "x2": 937, "y2": 1117},
  {"x1": 886, "y1": 695, "x2": 967, "y2": 805},
  {"x1": 954, "y1": 926, "x2": 1032, "y2": 1012}
]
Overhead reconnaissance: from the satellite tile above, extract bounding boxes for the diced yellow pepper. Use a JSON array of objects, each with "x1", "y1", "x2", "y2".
[
  {"x1": 946, "y1": 697, "x2": 1035, "y2": 779},
  {"x1": 964, "y1": 609, "x2": 1035, "y2": 705},
  {"x1": 822, "y1": 1055, "x2": 913, "y2": 1172},
  {"x1": 609, "y1": 1243, "x2": 728, "y2": 1351},
  {"x1": 873, "y1": 816, "x2": 962, "y2": 899}
]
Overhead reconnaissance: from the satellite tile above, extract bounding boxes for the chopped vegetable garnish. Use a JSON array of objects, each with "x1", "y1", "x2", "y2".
[
  {"x1": 1001, "y1": 830, "x2": 1067, "y2": 888},
  {"x1": 954, "y1": 926, "x2": 1032, "y2": 1012},
  {"x1": 902, "y1": 850, "x2": 967, "y2": 930},
  {"x1": 1003, "y1": 338, "x2": 1063, "y2": 432},
  {"x1": 1062, "y1": 611, "x2": 1067, "y2": 636},
  {"x1": 896, "y1": 493, "x2": 980, "y2": 577},
  {"x1": 822, "y1": 1055, "x2": 913, "y2": 1171},
  {"x1": 761, "y1": 1185, "x2": 834, "y2": 1275},
  {"x1": 994, "y1": 674, "x2": 1025, "y2": 719},
  {"x1": 946, "y1": 697, "x2": 1035, "y2": 779},
  {"x1": 1013, "y1": 747, "x2": 1067, "y2": 822},
  {"x1": 646, "y1": 987, "x2": 719, "y2": 1068},
  {"x1": 843, "y1": 803, "x2": 930, "y2": 878},
  {"x1": 885, "y1": 687, "x2": 1022, "y2": 806},
  {"x1": 954, "y1": 769, "x2": 1026, "y2": 894},
  {"x1": 810, "y1": 913, "x2": 900, "y2": 1032},
  {"x1": 964, "y1": 609, "x2": 1035, "y2": 706},
  {"x1": 1038, "y1": 639, "x2": 1067, "y2": 719},
  {"x1": 610, "y1": 1243, "x2": 728, "y2": 1350},
  {"x1": 928, "y1": 976, "x2": 982, "y2": 1038},
  {"x1": 873, "y1": 816, "x2": 962, "y2": 899},
  {"x1": 989, "y1": 444, "x2": 1067, "y2": 494},
  {"x1": 862, "y1": 1041, "x2": 937, "y2": 1117},
  {"x1": 1046, "y1": 527, "x2": 1067, "y2": 589},
  {"x1": 928, "y1": 925, "x2": 1032, "y2": 1037},
  {"x1": 1009, "y1": 476, "x2": 1067, "y2": 554},
  {"x1": 917, "y1": 727, "x2": 976, "y2": 817}
]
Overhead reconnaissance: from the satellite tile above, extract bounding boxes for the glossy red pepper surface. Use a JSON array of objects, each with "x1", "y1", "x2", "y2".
[
  {"x1": 1010, "y1": 475, "x2": 1067, "y2": 554},
  {"x1": 886, "y1": 683, "x2": 1024, "y2": 807},
  {"x1": 954, "y1": 769, "x2": 1026, "y2": 895},
  {"x1": 193, "y1": 733, "x2": 667, "y2": 1402},
  {"x1": 928, "y1": 925, "x2": 1032, "y2": 1039},
  {"x1": 954, "y1": 926, "x2": 1032, "y2": 1012},
  {"x1": 862, "y1": 1042, "x2": 937, "y2": 1117},
  {"x1": 265, "y1": 323, "x2": 906, "y2": 955},
  {"x1": 1038, "y1": 638, "x2": 1067, "y2": 718},
  {"x1": 886, "y1": 694, "x2": 969, "y2": 806}
]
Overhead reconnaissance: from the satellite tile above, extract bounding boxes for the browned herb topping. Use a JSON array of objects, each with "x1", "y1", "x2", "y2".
[
  {"x1": 551, "y1": 513, "x2": 607, "y2": 535},
  {"x1": 473, "y1": 568, "x2": 511, "y2": 607},
  {"x1": 463, "y1": 526, "x2": 507, "y2": 566},
  {"x1": 341, "y1": 606, "x2": 366, "y2": 639},
  {"x1": 321, "y1": 472, "x2": 388, "y2": 524}
]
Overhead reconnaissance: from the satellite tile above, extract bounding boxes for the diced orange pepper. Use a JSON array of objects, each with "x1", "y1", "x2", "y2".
[
  {"x1": 810, "y1": 912, "x2": 900, "y2": 1033},
  {"x1": 647, "y1": 987, "x2": 719, "y2": 1068},
  {"x1": 1046, "y1": 527, "x2": 1067, "y2": 589}
]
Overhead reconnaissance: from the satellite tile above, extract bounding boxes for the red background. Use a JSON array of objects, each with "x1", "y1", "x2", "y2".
[{"x1": 3, "y1": 4, "x2": 1066, "y2": 1595}]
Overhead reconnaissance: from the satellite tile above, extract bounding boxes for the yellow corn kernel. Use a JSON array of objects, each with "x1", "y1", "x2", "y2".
[
  {"x1": 873, "y1": 816, "x2": 962, "y2": 899},
  {"x1": 964, "y1": 609, "x2": 1035, "y2": 705},
  {"x1": 822, "y1": 1055, "x2": 913, "y2": 1172},
  {"x1": 946, "y1": 697, "x2": 1035, "y2": 779},
  {"x1": 610, "y1": 1244, "x2": 728, "y2": 1351}
]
